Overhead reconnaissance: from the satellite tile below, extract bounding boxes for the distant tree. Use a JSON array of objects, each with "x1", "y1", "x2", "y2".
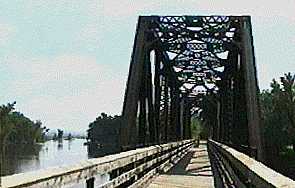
[
  {"x1": 87, "y1": 113, "x2": 121, "y2": 143},
  {"x1": 57, "y1": 129, "x2": 63, "y2": 140},
  {"x1": 198, "y1": 93, "x2": 218, "y2": 139},
  {"x1": 53, "y1": 133, "x2": 57, "y2": 140},
  {"x1": 67, "y1": 133, "x2": 72, "y2": 140},
  {"x1": 42, "y1": 127, "x2": 50, "y2": 141},
  {"x1": 190, "y1": 116, "x2": 202, "y2": 139}
]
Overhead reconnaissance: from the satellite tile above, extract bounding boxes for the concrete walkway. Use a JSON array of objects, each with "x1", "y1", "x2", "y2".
[{"x1": 147, "y1": 141, "x2": 214, "y2": 188}]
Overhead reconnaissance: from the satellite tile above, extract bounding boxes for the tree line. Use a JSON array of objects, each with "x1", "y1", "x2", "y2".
[
  {"x1": 0, "y1": 102, "x2": 49, "y2": 146},
  {"x1": 260, "y1": 72, "x2": 295, "y2": 168}
]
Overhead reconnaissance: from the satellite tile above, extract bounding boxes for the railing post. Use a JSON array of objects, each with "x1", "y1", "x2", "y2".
[{"x1": 86, "y1": 177, "x2": 95, "y2": 188}]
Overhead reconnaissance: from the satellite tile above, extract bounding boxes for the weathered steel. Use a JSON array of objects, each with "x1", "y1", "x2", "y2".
[
  {"x1": 138, "y1": 59, "x2": 147, "y2": 145},
  {"x1": 121, "y1": 16, "x2": 152, "y2": 149},
  {"x1": 154, "y1": 50, "x2": 161, "y2": 143},
  {"x1": 162, "y1": 76, "x2": 169, "y2": 142},
  {"x1": 239, "y1": 16, "x2": 264, "y2": 161},
  {"x1": 146, "y1": 51, "x2": 156, "y2": 144},
  {"x1": 86, "y1": 178, "x2": 95, "y2": 188},
  {"x1": 121, "y1": 15, "x2": 264, "y2": 161}
]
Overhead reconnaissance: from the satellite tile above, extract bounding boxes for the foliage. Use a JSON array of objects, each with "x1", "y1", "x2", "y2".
[
  {"x1": 0, "y1": 102, "x2": 48, "y2": 146},
  {"x1": 260, "y1": 72, "x2": 295, "y2": 162},
  {"x1": 0, "y1": 102, "x2": 16, "y2": 146},
  {"x1": 87, "y1": 113, "x2": 121, "y2": 143},
  {"x1": 198, "y1": 93, "x2": 218, "y2": 129},
  {"x1": 196, "y1": 93, "x2": 218, "y2": 139},
  {"x1": 57, "y1": 129, "x2": 63, "y2": 140},
  {"x1": 191, "y1": 116, "x2": 209, "y2": 139}
]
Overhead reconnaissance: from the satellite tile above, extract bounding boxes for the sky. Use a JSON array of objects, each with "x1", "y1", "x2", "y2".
[{"x1": 0, "y1": 0, "x2": 294, "y2": 133}]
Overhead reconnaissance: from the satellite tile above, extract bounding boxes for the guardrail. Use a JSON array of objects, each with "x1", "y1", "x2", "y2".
[
  {"x1": 208, "y1": 139, "x2": 295, "y2": 188},
  {"x1": 1, "y1": 139, "x2": 194, "y2": 188}
]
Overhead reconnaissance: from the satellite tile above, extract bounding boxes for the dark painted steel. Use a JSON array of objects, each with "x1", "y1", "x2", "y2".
[
  {"x1": 239, "y1": 16, "x2": 264, "y2": 161},
  {"x1": 120, "y1": 16, "x2": 264, "y2": 161},
  {"x1": 86, "y1": 178, "x2": 95, "y2": 188},
  {"x1": 120, "y1": 17, "x2": 152, "y2": 150}
]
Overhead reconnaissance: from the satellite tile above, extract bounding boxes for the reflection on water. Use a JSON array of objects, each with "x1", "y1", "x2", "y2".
[
  {"x1": 57, "y1": 140, "x2": 63, "y2": 150},
  {"x1": 1, "y1": 139, "x2": 88, "y2": 176},
  {"x1": 1, "y1": 139, "x2": 111, "y2": 187}
]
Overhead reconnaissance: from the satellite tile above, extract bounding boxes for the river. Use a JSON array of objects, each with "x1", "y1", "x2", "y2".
[{"x1": 1, "y1": 139, "x2": 109, "y2": 187}]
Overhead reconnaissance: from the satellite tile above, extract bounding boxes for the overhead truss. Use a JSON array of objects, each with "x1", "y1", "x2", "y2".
[{"x1": 120, "y1": 16, "x2": 264, "y2": 162}]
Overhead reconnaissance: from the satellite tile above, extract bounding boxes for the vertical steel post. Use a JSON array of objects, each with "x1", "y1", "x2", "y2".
[
  {"x1": 216, "y1": 101, "x2": 221, "y2": 141},
  {"x1": 138, "y1": 92, "x2": 147, "y2": 146},
  {"x1": 219, "y1": 80, "x2": 226, "y2": 142},
  {"x1": 146, "y1": 50, "x2": 156, "y2": 144},
  {"x1": 231, "y1": 47, "x2": 249, "y2": 150},
  {"x1": 138, "y1": 51, "x2": 149, "y2": 146},
  {"x1": 169, "y1": 83, "x2": 178, "y2": 141},
  {"x1": 187, "y1": 110, "x2": 192, "y2": 139},
  {"x1": 154, "y1": 50, "x2": 161, "y2": 144},
  {"x1": 239, "y1": 16, "x2": 264, "y2": 161},
  {"x1": 179, "y1": 98, "x2": 185, "y2": 139},
  {"x1": 163, "y1": 78, "x2": 169, "y2": 142},
  {"x1": 184, "y1": 98, "x2": 191, "y2": 139},
  {"x1": 86, "y1": 178, "x2": 95, "y2": 188},
  {"x1": 121, "y1": 17, "x2": 151, "y2": 150}
]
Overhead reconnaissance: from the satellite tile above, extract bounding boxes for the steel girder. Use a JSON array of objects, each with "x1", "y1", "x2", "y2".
[{"x1": 120, "y1": 16, "x2": 264, "y2": 161}]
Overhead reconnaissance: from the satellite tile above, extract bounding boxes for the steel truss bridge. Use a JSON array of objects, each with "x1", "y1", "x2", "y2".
[
  {"x1": 1, "y1": 16, "x2": 295, "y2": 188},
  {"x1": 121, "y1": 15, "x2": 262, "y2": 159}
]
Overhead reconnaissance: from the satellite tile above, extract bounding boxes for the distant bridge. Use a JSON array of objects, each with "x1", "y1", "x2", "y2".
[{"x1": 1, "y1": 15, "x2": 295, "y2": 188}]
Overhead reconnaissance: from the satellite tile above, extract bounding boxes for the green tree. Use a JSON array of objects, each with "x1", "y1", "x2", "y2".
[
  {"x1": 198, "y1": 93, "x2": 217, "y2": 139},
  {"x1": 0, "y1": 102, "x2": 47, "y2": 146},
  {"x1": 0, "y1": 102, "x2": 16, "y2": 146},
  {"x1": 280, "y1": 73, "x2": 295, "y2": 151},
  {"x1": 191, "y1": 116, "x2": 202, "y2": 139},
  {"x1": 261, "y1": 88, "x2": 288, "y2": 160},
  {"x1": 87, "y1": 113, "x2": 121, "y2": 143},
  {"x1": 260, "y1": 72, "x2": 295, "y2": 163}
]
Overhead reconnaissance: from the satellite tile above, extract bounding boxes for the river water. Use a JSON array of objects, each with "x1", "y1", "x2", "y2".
[{"x1": 1, "y1": 139, "x2": 109, "y2": 187}]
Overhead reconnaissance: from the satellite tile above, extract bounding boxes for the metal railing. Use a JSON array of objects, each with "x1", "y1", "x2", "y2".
[
  {"x1": 1, "y1": 140, "x2": 194, "y2": 188},
  {"x1": 208, "y1": 139, "x2": 295, "y2": 188}
]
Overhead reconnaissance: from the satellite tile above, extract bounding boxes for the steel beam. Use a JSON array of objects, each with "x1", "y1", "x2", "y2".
[
  {"x1": 239, "y1": 16, "x2": 264, "y2": 161},
  {"x1": 121, "y1": 16, "x2": 265, "y2": 161},
  {"x1": 121, "y1": 17, "x2": 152, "y2": 150}
]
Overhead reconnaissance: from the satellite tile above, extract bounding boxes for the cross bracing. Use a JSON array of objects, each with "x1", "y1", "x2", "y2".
[{"x1": 120, "y1": 15, "x2": 264, "y2": 162}]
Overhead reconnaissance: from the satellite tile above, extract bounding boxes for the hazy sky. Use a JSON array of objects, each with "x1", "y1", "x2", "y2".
[{"x1": 0, "y1": 0, "x2": 294, "y2": 133}]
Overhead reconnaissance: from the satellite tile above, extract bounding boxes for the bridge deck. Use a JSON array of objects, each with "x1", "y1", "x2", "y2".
[{"x1": 147, "y1": 141, "x2": 214, "y2": 188}]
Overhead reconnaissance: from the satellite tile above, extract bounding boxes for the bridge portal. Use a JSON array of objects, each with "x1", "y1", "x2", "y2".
[{"x1": 120, "y1": 16, "x2": 263, "y2": 161}]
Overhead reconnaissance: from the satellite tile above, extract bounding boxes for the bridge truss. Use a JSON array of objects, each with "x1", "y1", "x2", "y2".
[{"x1": 120, "y1": 16, "x2": 263, "y2": 161}]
